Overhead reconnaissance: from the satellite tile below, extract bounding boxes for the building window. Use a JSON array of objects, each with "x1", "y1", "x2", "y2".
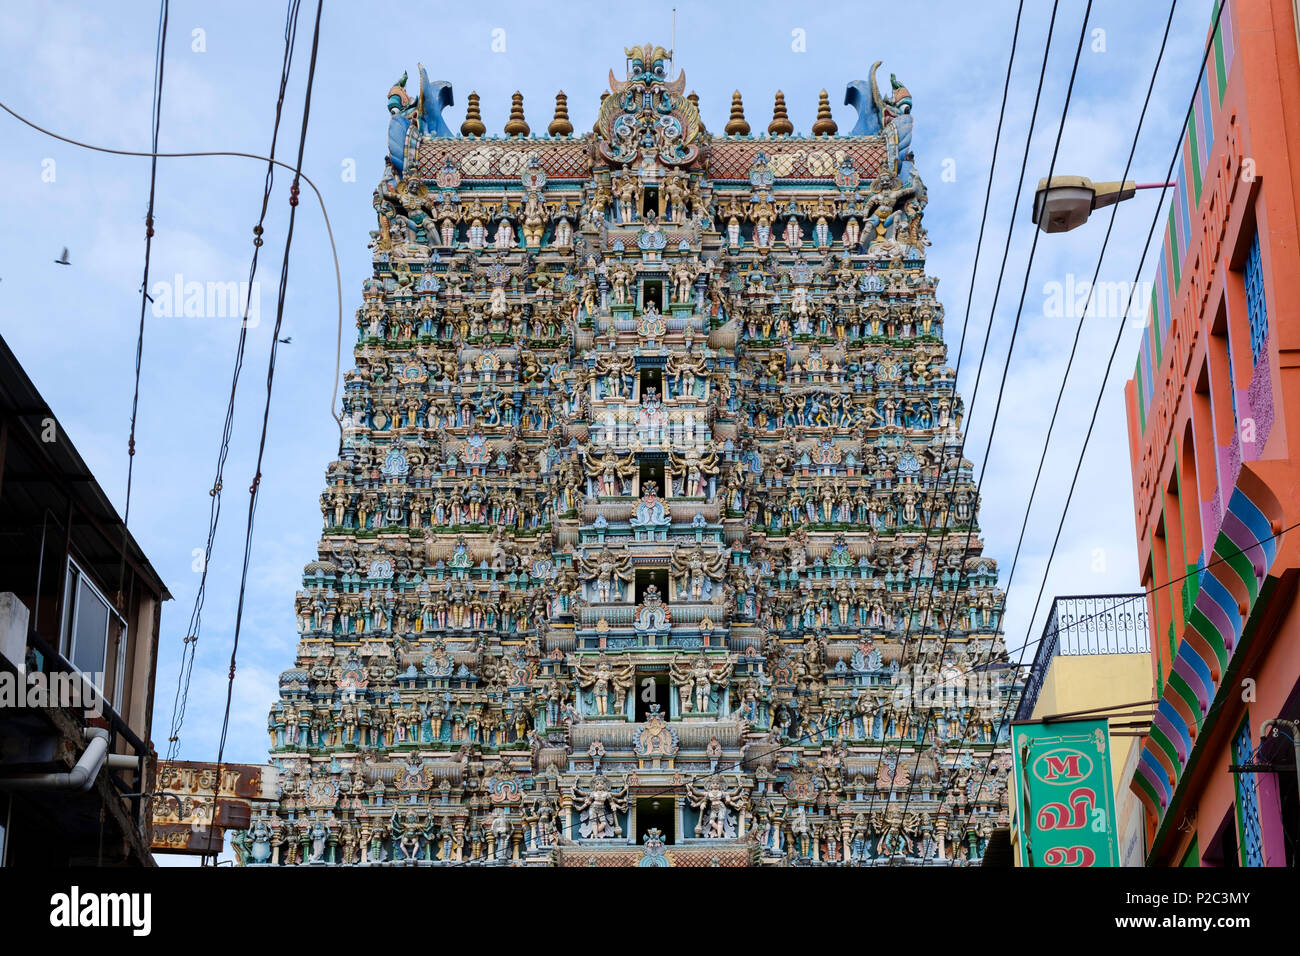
[
  {"x1": 59, "y1": 558, "x2": 126, "y2": 705},
  {"x1": 1232, "y1": 715, "x2": 1264, "y2": 867},
  {"x1": 635, "y1": 670, "x2": 670, "y2": 721},
  {"x1": 1244, "y1": 230, "x2": 1267, "y2": 367}
]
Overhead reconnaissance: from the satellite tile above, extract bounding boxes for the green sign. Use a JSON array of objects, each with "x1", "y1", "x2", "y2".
[{"x1": 1011, "y1": 718, "x2": 1118, "y2": 867}]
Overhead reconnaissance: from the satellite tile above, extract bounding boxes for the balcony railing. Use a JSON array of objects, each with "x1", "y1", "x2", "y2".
[{"x1": 1015, "y1": 593, "x2": 1149, "y2": 720}]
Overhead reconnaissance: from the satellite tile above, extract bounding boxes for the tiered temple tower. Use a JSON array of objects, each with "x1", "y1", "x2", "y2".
[{"x1": 241, "y1": 47, "x2": 1016, "y2": 867}]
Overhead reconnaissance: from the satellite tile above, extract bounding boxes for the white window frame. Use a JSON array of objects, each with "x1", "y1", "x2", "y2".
[{"x1": 59, "y1": 557, "x2": 127, "y2": 707}]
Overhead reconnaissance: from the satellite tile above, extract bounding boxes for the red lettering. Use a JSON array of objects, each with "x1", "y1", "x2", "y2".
[
  {"x1": 1042, "y1": 754, "x2": 1083, "y2": 780},
  {"x1": 1042, "y1": 845, "x2": 1098, "y2": 867},
  {"x1": 1036, "y1": 786, "x2": 1096, "y2": 831}
]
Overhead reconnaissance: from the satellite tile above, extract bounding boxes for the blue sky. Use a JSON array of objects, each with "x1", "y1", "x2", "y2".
[{"x1": 0, "y1": 0, "x2": 1212, "y2": 778}]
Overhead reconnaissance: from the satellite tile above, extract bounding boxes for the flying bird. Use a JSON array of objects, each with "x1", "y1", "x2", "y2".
[
  {"x1": 279, "y1": 336, "x2": 293, "y2": 344},
  {"x1": 54, "y1": 248, "x2": 70, "y2": 265}
]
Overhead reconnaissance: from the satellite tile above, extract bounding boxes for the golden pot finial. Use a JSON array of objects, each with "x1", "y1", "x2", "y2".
[
  {"x1": 548, "y1": 91, "x2": 574, "y2": 137},
  {"x1": 460, "y1": 91, "x2": 486, "y2": 137},
  {"x1": 724, "y1": 90, "x2": 750, "y2": 136},
  {"x1": 812, "y1": 88, "x2": 837, "y2": 136},
  {"x1": 768, "y1": 90, "x2": 793, "y2": 137},
  {"x1": 504, "y1": 91, "x2": 530, "y2": 137}
]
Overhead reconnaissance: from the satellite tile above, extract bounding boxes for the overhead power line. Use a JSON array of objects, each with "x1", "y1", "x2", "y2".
[
  {"x1": 893, "y1": 0, "x2": 1098, "y2": 833},
  {"x1": 0, "y1": 111, "x2": 344, "y2": 431},
  {"x1": 206, "y1": 0, "x2": 326, "y2": 865},
  {"x1": 960, "y1": 0, "x2": 1233, "y2": 838},
  {"x1": 114, "y1": 0, "x2": 168, "y2": 616},
  {"x1": 164, "y1": 0, "x2": 305, "y2": 765}
]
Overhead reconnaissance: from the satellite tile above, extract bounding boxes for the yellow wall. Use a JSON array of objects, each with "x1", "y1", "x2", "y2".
[{"x1": 1031, "y1": 653, "x2": 1152, "y2": 783}]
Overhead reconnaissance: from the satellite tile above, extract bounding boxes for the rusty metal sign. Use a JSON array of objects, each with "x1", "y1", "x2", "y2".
[
  {"x1": 150, "y1": 760, "x2": 275, "y2": 855},
  {"x1": 150, "y1": 823, "x2": 225, "y2": 855},
  {"x1": 154, "y1": 760, "x2": 270, "y2": 800}
]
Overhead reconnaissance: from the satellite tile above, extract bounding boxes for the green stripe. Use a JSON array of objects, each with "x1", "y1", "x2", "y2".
[
  {"x1": 1222, "y1": 545, "x2": 1259, "y2": 606},
  {"x1": 1136, "y1": 357, "x2": 1147, "y2": 432},
  {"x1": 1173, "y1": 436, "x2": 1194, "y2": 617},
  {"x1": 1168, "y1": 207, "x2": 1181, "y2": 292},
  {"x1": 1150, "y1": 725, "x2": 1182, "y2": 781},
  {"x1": 1162, "y1": 501, "x2": 1179, "y2": 654},
  {"x1": 1134, "y1": 768, "x2": 1163, "y2": 814},
  {"x1": 1148, "y1": 527, "x2": 1162, "y2": 674},
  {"x1": 1167, "y1": 670, "x2": 1202, "y2": 727},
  {"x1": 1188, "y1": 605, "x2": 1228, "y2": 673},
  {"x1": 1188, "y1": 120, "x2": 1203, "y2": 205}
]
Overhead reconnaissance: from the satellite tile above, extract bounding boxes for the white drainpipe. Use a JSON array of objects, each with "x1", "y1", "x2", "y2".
[{"x1": 0, "y1": 727, "x2": 111, "y2": 791}]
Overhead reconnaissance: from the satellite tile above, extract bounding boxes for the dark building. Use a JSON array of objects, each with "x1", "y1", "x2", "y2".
[{"x1": 0, "y1": 332, "x2": 170, "y2": 865}]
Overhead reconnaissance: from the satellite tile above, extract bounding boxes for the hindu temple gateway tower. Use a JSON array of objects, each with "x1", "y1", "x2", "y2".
[{"x1": 243, "y1": 46, "x2": 1016, "y2": 866}]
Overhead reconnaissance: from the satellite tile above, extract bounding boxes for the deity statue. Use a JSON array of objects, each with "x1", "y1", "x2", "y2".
[
  {"x1": 669, "y1": 651, "x2": 734, "y2": 715},
  {"x1": 630, "y1": 480, "x2": 670, "y2": 528},
  {"x1": 686, "y1": 775, "x2": 745, "y2": 839},
  {"x1": 669, "y1": 544, "x2": 727, "y2": 601},
  {"x1": 578, "y1": 548, "x2": 635, "y2": 603},
  {"x1": 668, "y1": 445, "x2": 720, "y2": 498},
  {"x1": 572, "y1": 774, "x2": 629, "y2": 838},
  {"x1": 493, "y1": 217, "x2": 516, "y2": 250},
  {"x1": 572, "y1": 652, "x2": 634, "y2": 716}
]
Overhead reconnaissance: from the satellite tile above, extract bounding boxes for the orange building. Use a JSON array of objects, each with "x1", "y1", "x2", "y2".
[{"x1": 1123, "y1": 0, "x2": 1300, "y2": 865}]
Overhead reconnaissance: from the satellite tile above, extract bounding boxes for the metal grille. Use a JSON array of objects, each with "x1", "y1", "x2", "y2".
[
  {"x1": 1044, "y1": 595, "x2": 1149, "y2": 655},
  {"x1": 1244, "y1": 230, "x2": 1267, "y2": 367},
  {"x1": 1232, "y1": 716, "x2": 1264, "y2": 867},
  {"x1": 1016, "y1": 594, "x2": 1149, "y2": 720}
]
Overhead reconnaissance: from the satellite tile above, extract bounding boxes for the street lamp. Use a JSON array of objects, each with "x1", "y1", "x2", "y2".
[{"x1": 1031, "y1": 176, "x2": 1172, "y2": 234}]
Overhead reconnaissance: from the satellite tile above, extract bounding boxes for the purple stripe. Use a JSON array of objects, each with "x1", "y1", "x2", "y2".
[
  {"x1": 1194, "y1": 579, "x2": 1233, "y2": 643},
  {"x1": 1172, "y1": 656, "x2": 1211, "y2": 712},
  {"x1": 1159, "y1": 258, "x2": 1172, "y2": 338},
  {"x1": 1220, "y1": 510, "x2": 1267, "y2": 578},
  {"x1": 1221, "y1": 2, "x2": 1235, "y2": 73},
  {"x1": 1152, "y1": 711, "x2": 1187, "y2": 762},
  {"x1": 1198, "y1": 79, "x2": 1213, "y2": 167}
]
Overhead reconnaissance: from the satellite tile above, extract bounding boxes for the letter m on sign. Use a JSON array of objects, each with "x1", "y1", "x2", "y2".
[{"x1": 1042, "y1": 754, "x2": 1083, "y2": 781}]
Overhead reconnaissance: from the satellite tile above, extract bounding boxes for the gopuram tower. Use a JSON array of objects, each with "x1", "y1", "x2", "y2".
[{"x1": 243, "y1": 47, "x2": 1017, "y2": 867}]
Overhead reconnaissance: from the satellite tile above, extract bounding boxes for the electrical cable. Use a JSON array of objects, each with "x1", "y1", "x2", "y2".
[
  {"x1": 894, "y1": 0, "x2": 1180, "y2": 847},
  {"x1": 0, "y1": 109, "x2": 344, "y2": 433},
  {"x1": 881, "y1": 0, "x2": 1093, "y2": 832},
  {"x1": 958, "y1": 0, "x2": 1233, "y2": 841},
  {"x1": 165, "y1": 0, "x2": 303, "y2": 766},
  {"x1": 205, "y1": 0, "x2": 325, "y2": 865}
]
